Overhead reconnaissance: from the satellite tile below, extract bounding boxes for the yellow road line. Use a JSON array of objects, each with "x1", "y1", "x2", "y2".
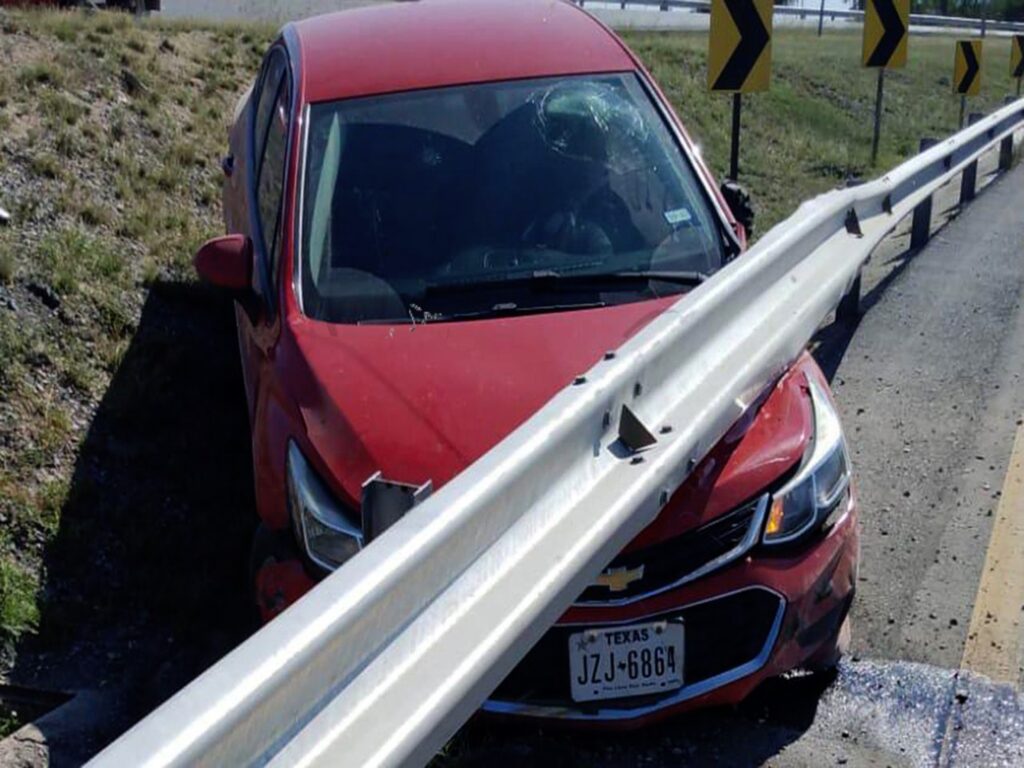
[{"x1": 961, "y1": 419, "x2": 1024, "y2": 685}]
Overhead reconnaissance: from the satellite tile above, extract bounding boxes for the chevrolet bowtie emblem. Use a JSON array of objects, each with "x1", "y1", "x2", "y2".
[{"x1": 595, "y1": 565, "x2": 645, "y2": 592}]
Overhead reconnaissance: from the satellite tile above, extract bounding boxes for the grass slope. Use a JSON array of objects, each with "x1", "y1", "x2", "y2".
[
  {"x1": 0, "y1": 9, "x2": 274, "y2": 696},
  {"x1": 0, "y1": 9, "x2": 1019, "y2": 711},
  {"x1": 622, "y1": 28, "x2": 1020, "y2": 229}
]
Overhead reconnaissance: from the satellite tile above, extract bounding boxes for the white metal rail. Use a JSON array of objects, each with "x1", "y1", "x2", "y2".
[
  {"x1": 581, "y1": 0, "x2": 1024, "y2": 35},
  {"x1": 88, "y1": 99, "x2": 1024, "y2": 768}
]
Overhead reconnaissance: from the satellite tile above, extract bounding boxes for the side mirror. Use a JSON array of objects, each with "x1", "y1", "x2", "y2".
[
  {"x1": 720, "y1": 180, "x2": 755, "y2": 239},
  {"x1": 194, "y1": 234, "x2": 253, "y2": 292}
]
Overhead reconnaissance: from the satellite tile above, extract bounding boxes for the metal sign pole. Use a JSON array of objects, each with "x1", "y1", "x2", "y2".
[
  {"x1": 730, "y1": 92, "x2": 742, "y2": 180},
  {"x1": 960, "y1": 94, "x2": 967, "y2": 129},
  {"x1": 862, "y1": 0, "x2": 907, "y2": 167},
  {"x1": 871, "y1": 68, "x2": 885, "y2": 166},
  {"x1": 817, "y1": 0, "x2": 826, "y2": 36},
  {"x1": 709, "y1": 0, "x2": 771, "y2": 181}
]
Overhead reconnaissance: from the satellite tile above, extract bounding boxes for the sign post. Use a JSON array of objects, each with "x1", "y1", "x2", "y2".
[
  {"x1": 708, "y1": 0, "x2": 773, "y2": 181},
  {"x1": 862, "y1": 0, "x2": 909, "y2": 166},
  {"x1": 954, "y1": 39, "x2": 983, "y2": 128},
  {"x1": 1011, "y1": 35, "x2": 1024, "y2": 97}
]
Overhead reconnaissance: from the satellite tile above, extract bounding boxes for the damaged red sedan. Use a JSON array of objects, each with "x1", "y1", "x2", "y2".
[{"x1": 194, "y1": 0, "x2": 859, "y2": 724}]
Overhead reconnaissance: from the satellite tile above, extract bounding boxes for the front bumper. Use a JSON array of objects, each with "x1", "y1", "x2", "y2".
[{"x1": 482, "y1": 495, "x2": 859, "y2": 725}]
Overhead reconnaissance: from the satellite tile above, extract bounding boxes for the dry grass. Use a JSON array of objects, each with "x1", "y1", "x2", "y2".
[{"x1": 0, "y1": 8, "x2": 273, "y2": 650}]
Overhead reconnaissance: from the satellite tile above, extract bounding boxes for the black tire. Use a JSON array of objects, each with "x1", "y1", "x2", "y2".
[
  {"x1": 805, "y1": 615, "x2": 851, "y2": 673},
  {"x1": 248, "y1": 523, "x2": 297, "y2": 606}
]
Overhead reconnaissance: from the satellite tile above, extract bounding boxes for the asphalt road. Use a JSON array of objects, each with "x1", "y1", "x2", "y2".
[{"x1": 830, "y1": 155, "x2": 1024, "y2": 679}]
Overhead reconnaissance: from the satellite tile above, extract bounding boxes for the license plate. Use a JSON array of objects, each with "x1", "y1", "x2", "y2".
[{"x1": 568, "y1": 620, "x2": 684, "y2": 703}]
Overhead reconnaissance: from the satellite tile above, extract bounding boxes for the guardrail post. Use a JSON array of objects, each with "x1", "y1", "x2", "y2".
[
  {"x1": 999, "y1": 134, "x2": 1015, "y2": 171},
  {"x1": 911, "y1": 138, "x2": 937, "y2": 251},
  {"x1": 836, "y1": 272, "x2": 862, "y2": 325},
  {"x1": 960, "y1": 113, "x2": 983, "y2": 204},
  {"x1": 1000, "y1": 97, "x2": 1018, "y2": 170}
]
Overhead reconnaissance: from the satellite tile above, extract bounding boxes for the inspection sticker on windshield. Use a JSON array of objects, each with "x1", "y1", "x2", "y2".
[
  {"x1": 664, "y1": 207, "x2": 693, "y2": 226},
  {"x1": 569, "y1": 620, "x2": 683, "y2": 702}
]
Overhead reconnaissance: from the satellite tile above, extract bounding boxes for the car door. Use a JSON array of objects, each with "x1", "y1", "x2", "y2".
[{"x1": 235, "y1": 45, "x2": 293, "y2": 424}]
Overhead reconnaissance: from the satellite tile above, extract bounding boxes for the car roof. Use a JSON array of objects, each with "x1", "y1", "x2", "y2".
[{"x1": 289, "y1": 0, "x2": 637, "y2": 104}]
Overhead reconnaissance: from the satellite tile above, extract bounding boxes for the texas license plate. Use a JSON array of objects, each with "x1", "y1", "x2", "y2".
[{"x1": 568, "y1": 620, "x2": 684, "y2": 703}]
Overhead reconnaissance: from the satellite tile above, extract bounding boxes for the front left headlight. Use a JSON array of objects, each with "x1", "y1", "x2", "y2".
[
  {"x1": 762, "y1": 377, "x2": 851, "y2": 545},
  {"x1": 286, "y1": 441, "x2": 363, "y2": 571}
]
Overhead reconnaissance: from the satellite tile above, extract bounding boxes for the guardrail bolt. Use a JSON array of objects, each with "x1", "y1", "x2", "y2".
[
  {"x1": 844, "y1": 208, "x2": 863, "y2": 237},
  {"x1": 633, "y1": 382, "x2": 643, "y2": 398}
]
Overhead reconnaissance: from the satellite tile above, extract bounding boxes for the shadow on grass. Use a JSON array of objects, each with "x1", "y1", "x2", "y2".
[{"x1": 8, "y1": 280, "x2": 257, "y2": 763}]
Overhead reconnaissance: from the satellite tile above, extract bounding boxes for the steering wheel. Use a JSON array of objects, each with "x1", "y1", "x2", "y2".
[{"x1": 520, "y1": 209, "x2": 613, "y2": 256}]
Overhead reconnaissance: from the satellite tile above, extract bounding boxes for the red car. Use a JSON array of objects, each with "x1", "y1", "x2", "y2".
[{"x1": 194, "y1": 0, "x2": 858, "y2": 725}]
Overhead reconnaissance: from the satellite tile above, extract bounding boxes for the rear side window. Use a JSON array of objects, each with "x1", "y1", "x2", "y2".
[{"x1": 253, "y1": 51, "x2": 291, "y2": 281}]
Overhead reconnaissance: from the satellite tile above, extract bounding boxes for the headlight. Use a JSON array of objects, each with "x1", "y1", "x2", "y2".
[
  {"x1": 286, "y1": 441, "x2": 363, "y2": 571},
  {"x1": 762, "y1": 377, "x2": 851, "y2": 545}
]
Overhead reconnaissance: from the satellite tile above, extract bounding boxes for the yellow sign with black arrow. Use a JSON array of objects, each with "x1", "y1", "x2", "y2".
[
  {"x1": 862, "y1": 0, "x2": 909, "y2": 69},
  {"x1": 954, "y1": 39, "x2": 982, "y2": 96},
  {"x1": 708, "y1": 0, "x2": 772, "y2": 93},
  {"x1": 1011, "y1": 35, "x2": 1024, "y2": 79}
]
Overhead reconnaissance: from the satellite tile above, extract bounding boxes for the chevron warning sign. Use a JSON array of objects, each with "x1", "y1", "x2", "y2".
[
  {"x1": 862, "y1": 0, "x2": 909, "y2": 69},
  {"x1": 1011, "y1": 35, "x2": 1024, "y2": 79},
  {"x1": 708, "y1": 0, "x2": 772, "y2": 93},
  {"x1": 954, "y1": 39, "x2": 982, "y2": 96}
]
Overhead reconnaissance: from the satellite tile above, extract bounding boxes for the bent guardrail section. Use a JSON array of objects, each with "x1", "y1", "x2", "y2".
[{"x1": 87, "y1": 98, "x2": 1024, "y2": 768}]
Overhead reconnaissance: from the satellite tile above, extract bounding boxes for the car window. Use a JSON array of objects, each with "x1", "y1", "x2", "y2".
[
  {"x1": 253, "y1": 52, "x2": 285, "y2": 172},
  {"x1": 255, "y1": 59, "x2": 290, "y2": 281},
  {"x1": 300, "y1": 74, "x2": 728, "y2": 324}
]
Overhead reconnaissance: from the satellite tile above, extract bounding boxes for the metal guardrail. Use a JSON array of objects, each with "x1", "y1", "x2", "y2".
[
  {"x1": 581, "y1": 0, "x2": 1024, "y2": 35},
  {"x1": 87, "y1": 99, "x2": 1024, "y2": 768}
]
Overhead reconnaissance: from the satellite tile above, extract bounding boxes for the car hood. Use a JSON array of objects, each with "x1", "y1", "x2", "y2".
[{"x1": 286, "y1": 297, "x2": 812, "y2": 548}]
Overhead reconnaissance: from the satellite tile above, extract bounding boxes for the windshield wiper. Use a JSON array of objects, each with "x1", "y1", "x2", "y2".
[
  {"x1": 424, "y1": 269, "x2": 709, "y2": 295},
  {"x1": 357, "y1": 300, "x2": 607, "y2": 325},
  {"x1": 600, "y1": 269, "x2": 709, "y2": 285}
]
